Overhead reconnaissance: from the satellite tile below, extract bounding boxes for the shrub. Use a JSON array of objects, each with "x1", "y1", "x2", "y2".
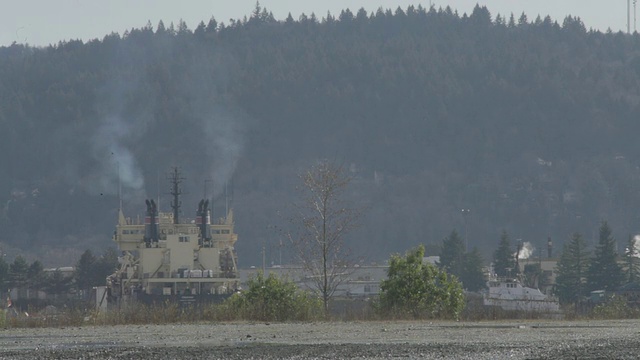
[
  {"x1": 224, "y1": 272, "x2": 323, "y2": 321},
  {"x1": 590, "y1": 295, "x2": 640, "y2": 319},
  {"x1": 377, "y1": 245, "x2": 465, "y2": 319}
]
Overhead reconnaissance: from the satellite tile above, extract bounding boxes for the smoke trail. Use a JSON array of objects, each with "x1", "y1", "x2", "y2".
[
  {"x1": 177, "y1": 45, "x2": 247, "y2": 199},
  {"x1": 81, "y1": 37, "x2": 156, "y2": 198},
  {"x1": 516, "y1": 241, "x2": 535, "y2": 259},
  {"x1": 75, "y1": 114, "x2": 145, "y2": 196},
  {"x1": 201, "y1": 108, "x2": 245, "y2": 198},
  {"x1": 78, "y1": 33, "x2": 245, "y2": 201}
]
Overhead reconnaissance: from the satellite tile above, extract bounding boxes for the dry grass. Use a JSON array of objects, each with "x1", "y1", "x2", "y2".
[{"x1": 8, "y1": 295, "x2": 639, "y2": 328}]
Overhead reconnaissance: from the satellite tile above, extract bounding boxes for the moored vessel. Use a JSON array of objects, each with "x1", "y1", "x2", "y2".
[
  {"x1": 106, "y1": 168, "x2": 239, "y2": 307},
  {"x1": 483, "y1": 276, "x2": 561, "y2": 313}
]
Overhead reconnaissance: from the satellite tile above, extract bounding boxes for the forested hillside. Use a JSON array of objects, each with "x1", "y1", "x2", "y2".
[{"x1": 1, "y1": 5, "x2": 640, "y2": 266}]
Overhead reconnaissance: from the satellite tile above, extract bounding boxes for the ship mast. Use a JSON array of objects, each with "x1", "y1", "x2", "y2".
[{"x1": 169, "y1": 167, "x2": 184, "y2": 224}]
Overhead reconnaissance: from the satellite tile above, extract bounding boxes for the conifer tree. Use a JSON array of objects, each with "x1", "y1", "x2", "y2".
[
  {"x1": 461, "y1": 247, "x2": 486, "y2": 291},
  {"x1": 156, "y1": 20, "x2": 166, "y2": 34},
  {"x1": 518, "y1": 12, "x2": 528, "y2": 26},
  {"x1": 44, "y1": 270, "x2": 74, "y2": 295},
  {"x1": 439, "y1": 229, "x2": 465, "y2": 277},
  {"x1": 194, "y1": 21, "x2": 206, "y2": 38},
  {"x1": 0, "y1": 256, "x2": 8, "y2": 293},
  {"x1": 508, "y1": 13, "x2": 516, "y2": 27},
  {"x1": 439, "y1": 230, "x2": 485, "y2": 291},
  {"x1": 586, "y1": 221, "x2": 624, "y2": 292},
  {"x1": 8, "y1": 256, "x2": 29, "y2": 289},
  {"x1": 493, "y1": 230, "x2": 515, "y2": 277},
  {"x1": 555, "y1": 232, "x2": 590, "y2": 305},
  {"x1": 75, "y1": 250, "x2": 97, "y2": 292},
  {"x1": 205, "y1": 17, "x2": 218, "y2": 33},
  {"x1": 27, "y1": 260, "x2": 44, "y2": 291}
]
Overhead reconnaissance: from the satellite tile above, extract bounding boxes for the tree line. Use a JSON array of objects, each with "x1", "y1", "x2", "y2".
[
  {"x1": 1, "y1": 3, "x2": 640, "y2": 268},
  {"x1": 0, "y1": 249, "x2": 118, "y2": 298},
  {"x1": 553, "y1": 221, "x2": 639, "y2": 306},
  {"x1": 434, "y1": 219, "x2": 640, "y2": 309}
]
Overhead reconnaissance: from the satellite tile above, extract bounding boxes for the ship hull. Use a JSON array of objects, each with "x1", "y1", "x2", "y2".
[
  {"x1": 136, "y1": 293, "x2": 233, "y2": 306},
  {"x1": 483, "y1": 297, "x2": 560, "y2": 312}
]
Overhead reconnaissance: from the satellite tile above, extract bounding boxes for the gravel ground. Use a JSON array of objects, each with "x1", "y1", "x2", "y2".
[{"x1": 1, "y1": 320, "x2": 639, "y2": 359}]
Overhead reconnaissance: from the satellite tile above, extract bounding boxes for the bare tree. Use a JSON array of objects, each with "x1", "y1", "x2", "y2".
[{"x1": 287, "y1": 160, "x2": 360, "y2": 312}]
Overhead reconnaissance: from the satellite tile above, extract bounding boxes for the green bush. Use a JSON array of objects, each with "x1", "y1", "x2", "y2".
[
  {"x1": 224, "y1": 272, "x2": 323, "y2": 321},
  {"x1": 377, "y1": 245, "x2": 465, "y2": 320},
  {"x1": 590, "y1": 295, "x2": 640, "y2": 319}
]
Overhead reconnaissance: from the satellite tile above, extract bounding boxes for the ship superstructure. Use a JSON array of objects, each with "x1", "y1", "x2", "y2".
[
  {"x1": 483, "y1": 276, "x2": 561, "y2": 313},
  {"x1": 107, "y1": 168, "x2": 239, "y2": 305}
]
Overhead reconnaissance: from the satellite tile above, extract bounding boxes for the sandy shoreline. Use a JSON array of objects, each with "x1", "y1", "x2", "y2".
[{"x1": 1, "y1": 320, "x2": 639, "y2": 359}]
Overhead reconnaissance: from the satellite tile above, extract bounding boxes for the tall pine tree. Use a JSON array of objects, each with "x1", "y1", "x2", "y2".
[
  {"x1": 461, "y1": 247, "x2": 486, "y2": 291},
  {"x1": 493, "y1": 230, "x2": 515, "y2": 277},
  {"x1": 75, "y1": 250, "x2": 97, "y2": 292},
  {"x1": 555, "y1": 232, "x2": 590, "y2": 305},
  {"x1": 0, "y1": 256, "x2": 8, "y2": 293},
  {"x1": 8, "y1": 256, "x2": 29, "y2": 289},
  {"x1": 439, "y1": 229, "x2": 465, "y2": 277},
  {"x1": 586, "y1": 221, "x2": 624, "y2": 292},
  {"x1": 439, "y1": 230, "x2": 485, "y2": 291}
]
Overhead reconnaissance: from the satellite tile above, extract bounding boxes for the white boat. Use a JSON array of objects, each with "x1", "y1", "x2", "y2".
[{"x1": 483, "y1": 277, "x2": 561, "y2": 313}]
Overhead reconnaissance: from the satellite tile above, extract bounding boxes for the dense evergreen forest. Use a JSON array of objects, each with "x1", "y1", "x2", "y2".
[{"x1": 1, "y1": 4, "x2": 640, "y2": 267}]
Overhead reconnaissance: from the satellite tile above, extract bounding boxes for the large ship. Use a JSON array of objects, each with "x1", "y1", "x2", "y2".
[{"x1": 106, "y1": 168, "x2": 239, "y2": 307}]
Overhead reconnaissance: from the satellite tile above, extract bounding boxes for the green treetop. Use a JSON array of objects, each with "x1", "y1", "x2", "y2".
[
  {"x1": 493, "y1": 230, "x2": 515, "y2": 277},
  {"x1": 586, "y1": 221, "x2": 624, "y2": 292},
  {"x1": 555, "y1": 232, "x2": 590, "y2": 305}
]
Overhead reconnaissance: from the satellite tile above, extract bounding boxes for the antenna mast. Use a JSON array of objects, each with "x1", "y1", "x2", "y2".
[
  {"x1": 635, "y1": 0, "x2": 638, "y2": 32},
  {"x1": 629, "y1": 0, "x2": 632, "y2": 34},
  {"x1": 157, "y1": 170, "x2": 160, "y2": 210},
  {"x1": 118, "y1": 162, "x2": 122, "y2": 210},
  {"x1": 169, "y1": 167, "x2": 184, "y2": 224}
]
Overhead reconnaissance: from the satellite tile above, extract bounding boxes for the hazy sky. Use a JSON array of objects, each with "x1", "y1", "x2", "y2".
[{"x1": 0, "y1": 0, "x2": 633, "y2": 47}]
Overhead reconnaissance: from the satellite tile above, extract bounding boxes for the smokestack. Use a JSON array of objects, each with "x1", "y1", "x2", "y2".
[
  {"x1": 196, "y1": 199, "x2": 211, "y2": 246},
  {"x1": 547, "y1": 237, "x2": 553, "y2": 258},
  {"x1": 144, "y1": 199, "x2": 159, "y2": 246}
]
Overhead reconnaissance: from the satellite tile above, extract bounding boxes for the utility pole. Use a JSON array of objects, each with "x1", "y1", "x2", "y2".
[
  {"x1": 635, "y1": 0, "x2": 638, "y2": 32},
  {"x1": 515, "y1": 239, "x2": 523, "y2": 275},
  {"x1": 461, "y1": 208, "x2": 470, "y2": 251},
  {"x1": 629, "y1": 0, "x2": 632, "y2": 34},
  {"x1": 262, "y1": 241, "x2": 266, "y2": 274}
]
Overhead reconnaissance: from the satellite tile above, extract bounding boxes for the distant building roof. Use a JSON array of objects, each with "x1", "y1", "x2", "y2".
[
  {"x1": 423, "y1": 256, "x2": 439, "y2": 266},
  {"x1": 617, "y1": 282, "x2": 640, "y2": 292}
]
